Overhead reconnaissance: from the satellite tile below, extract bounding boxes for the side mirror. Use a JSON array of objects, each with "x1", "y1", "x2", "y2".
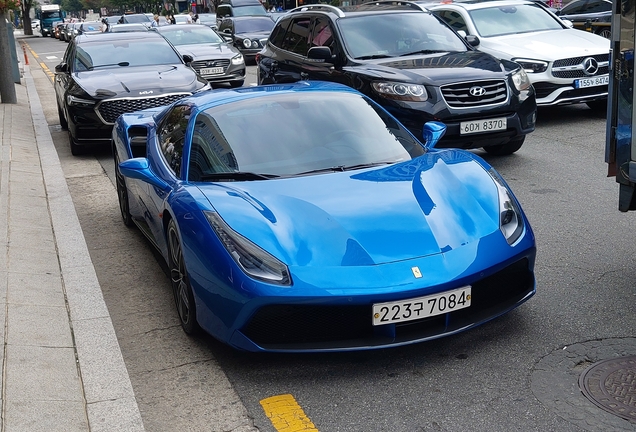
[
  {"x1": 422, "y1": 121, "x2": 447, "y2": 149},
  {"x1": 561, "y1": 18, "x2": 574, "y2": 28},
  {"x1": 55, "y1": 63, "x2": 69, "y2": 74},
  {"x1": 307, "y1": 46, "x2": 333, "y2": 62},
  {"x1": 182, "y1": 54, "x2": 193, "y2": 64},
  {"x1": 465, "y1": 35, "x2": 480, "y2": 47},
  {"x1": 457, "y1": 30, "x2": 467, "y2": 38},
  {"x1": 119, "y1": 158, "x2": 171, "y2": 192}
]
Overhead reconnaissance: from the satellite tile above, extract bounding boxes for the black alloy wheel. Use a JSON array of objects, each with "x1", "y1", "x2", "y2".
[
  {"x1": 113, "y1": 149, "x2": 133, "y2": 227},
  {"x1": 167, "y1": 219, "x2": 200, "y2": 335}
]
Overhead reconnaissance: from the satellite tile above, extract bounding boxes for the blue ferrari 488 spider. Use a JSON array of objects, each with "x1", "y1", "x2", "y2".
[{"x1": 112, "y1": 81, "x2": 536, "y2": 352}]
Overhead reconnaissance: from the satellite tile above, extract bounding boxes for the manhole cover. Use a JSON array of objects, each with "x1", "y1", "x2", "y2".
[{"x1": 579, "y1": 355, "x2": 636, "y2": 423}]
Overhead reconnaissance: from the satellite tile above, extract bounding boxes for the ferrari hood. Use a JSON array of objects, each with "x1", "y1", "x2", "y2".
[
  {"x1": 480, "y1": 29, "x2": 610, "y2": 62},
  {"x1": 198, "y1": 152, "x2": 503, "y2": 267},
  {"x1": 75, "y1": 64, "x2": 198, "y2": 97}
]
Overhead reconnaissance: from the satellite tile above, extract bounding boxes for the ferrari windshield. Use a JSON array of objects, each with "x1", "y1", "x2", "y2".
[
  {"x1": 188, "y1": 91, "x2": 425, "y2": 180},
  {"x1": 469, "y1": 4, "x2": 564, "y2": 37},
  {"x1": 159, "y1": 26, "x2": 225, "y2": 45},
  {"x1": 338, "y1": 13, "x2": 468, "y2": 59},
  {"x1": 73, "y1": 39, "x2": 182, "y2": 70}
]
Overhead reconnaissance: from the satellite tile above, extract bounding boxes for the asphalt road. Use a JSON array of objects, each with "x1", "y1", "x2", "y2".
[{"x1": 23, "y1": 34, "x2": 636, "y2": 432}]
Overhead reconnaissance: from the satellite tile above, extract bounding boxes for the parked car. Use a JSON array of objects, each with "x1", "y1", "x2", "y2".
[
  {"x1": 216, "y1": 0, "x2": 269, "y2": 23},
  {"x1": 155, "y1": 24, "x2": 246, "y2": 87},
  {"x1": 429, "y1": 0, "x2": 610, "y2": 111},
  {"x1": 54, "y1": 31, "x2": 210, "y2": 155},
  {"x1": 218, "y1": 16, "x2": 275, "y2": 63},
  {"x1": 556, "y1": 0, "x2": 612, "y2": 39},
  {"x1": 54, "y1": 22, "x2": 66, "y2": 39},
  {"x1": 197, "y1": 12, "x2": 218, "y2": 29},
  {"x1": 257, "y1": 4, "x2": 536, "y2": 155},
  {"x1": 108, "y1": 23, "x2": 149, "y2": 32},
  {"x1": 113, "y1": 13, "x2": 152, "y2": 25},
  {"x1": 112, "y1": 80, "x2": 536, "y2": 352}
]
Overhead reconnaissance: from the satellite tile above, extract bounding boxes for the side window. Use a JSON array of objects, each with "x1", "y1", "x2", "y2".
[
  {"x1": 279, "y1": 17, "x2": 310, "y2": 56},
  {"x1": 435, "y1": 10, "x2": 468, "y2": 34},
  {"x1": 584, "y1": 0, "x2": 611, "y2": 13},
  {"x1": 269, "y1": 19, "x2": 289, "y2": 48},
  {"x1": 310, "y1": 17, "x2": 335, "y2": 51},
  {"x1": 561, "y1": 0, "x2": 586, "y2": 14},
  {"x1": 159, "y1": 105, "x2": 192, "y2": 177},
  {"x1": 217, "y1": 5, "x2": 232, "y2": 17}
]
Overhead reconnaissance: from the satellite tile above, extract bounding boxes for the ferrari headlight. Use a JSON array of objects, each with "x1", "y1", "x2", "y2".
[
  {"x1": 243, "y1": 39, "x2": 252, "y2": 48},
  {"x1": 67, "y1": 95, "x2": 95, "y2": 107},
  {"x1": 510, "y1": 67, "x2": 532, "y2": 91},
  {"x1": 513, "y1": 58, "x2": 548, "y2": 74},
  {"x1": 231, "y1": 54, "x2": 244, "y2": 65},
  {"x1": 372, "y1": 81, "x2": 428, "y2": 102},
  {"x1": 488, "y1": 168, "x2": 524, "y2": 245},
  {"x1": 204, "y1": 211, "x2": 291, "y2": 286}
]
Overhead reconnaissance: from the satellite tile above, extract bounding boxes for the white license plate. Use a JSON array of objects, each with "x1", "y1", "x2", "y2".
[
  {"x1": 200, "y1": 67, "x2": 224, "y2": 75},
  {"x1": 372, "y1": 286, "x2": 471, "y2": 326},
  {"x1": 574, "y1": 74, "x2": 609, "y2": 89},
  {"x1": 460, "y1": 118, "x2": 507, "y2": 135}
]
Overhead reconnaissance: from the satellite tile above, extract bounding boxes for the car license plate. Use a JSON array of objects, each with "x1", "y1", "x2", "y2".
[
  {"x1": 200, "y1": 67, "x2": 224, "y2": 75},
  {"x1": 574, "y1": 74, "x2": 609, "y2": 89},
  {"x1": 460, "y1": 118, "x2": 507, "y2": 135},
  {"x1": 372, "y1": 286, "x2": 471, "y2": 326}
]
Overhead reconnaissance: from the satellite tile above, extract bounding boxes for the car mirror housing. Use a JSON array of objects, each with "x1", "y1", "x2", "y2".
[
  {"x1": 55, "y1": 63, "x2": 69, "y2": 74},
  {"x1": 561, "y1": 19, "x2": 574, "y2": 28},
  {"x1": 465, "y1": 35, "x2": 480, "y2": 47},
  {"x1": 422, "y1": 121, "x2": 447, "y2": 149},
  {"x1": 119, "y1": 158, "x2": 171, "y2": 192},
  {"x1": 307, "y1": 46, "x2": 333, "y2": 62},
  {"x1": 182, "y1": 54, "x2": 194, "y2": 64}
]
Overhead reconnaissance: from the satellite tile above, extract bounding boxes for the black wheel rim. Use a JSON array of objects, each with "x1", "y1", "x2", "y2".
[
  {"x1": 114, "y1": 155, "x2": 130, "y2": 222},
  {"x1": 168, "y1": 225, "x2": 191, "y2": 326}
]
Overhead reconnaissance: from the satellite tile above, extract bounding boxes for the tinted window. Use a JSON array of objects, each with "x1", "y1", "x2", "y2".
[
  {"x1": 234, "y1": 17, "x2": 274, "y2": 33},
  {"x1": 232, "y1": 5, "x2": 268, "y2": 16},
  {"x1": 310, "y1": 17, "x2": 335, "y2": 50},
  {"x1": 560, "y1": 0, "x2": 587, "y2": 14},
  {"x1": 159, "y1": 26, "x2": 224, "y2": 45},
  {"x1": 217, "y1": 5, "x2": 232, "y2": 16},
  {"x1": 469, "y1": 4, "x2": 563, "y2": 37},
  {"x1": 268, "y1": 19, "x2": 289, "y2": 47},
  {"x1": 188, "y1": 92, "x2": 423, "y2": 178},
  {"x1": 72, "y1": 39, "x2": 181, "y2": 70},
  {"x1": 434, "y1": 10, "x2": 469, "y2": 33},
  {"x1": 160, "y1": 105, "x2": 192, "y2": 177},
  {"x1": 280, "y1": 17, "x2": 310, "y2": 55},
  {"x1": 338, "y1": 13, "x2": 467, "y2": 59}
]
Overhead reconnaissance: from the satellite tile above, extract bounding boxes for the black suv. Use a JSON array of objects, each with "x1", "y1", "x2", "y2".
[{"x1": 256, "y1": 4, "x2": 537, "y2": 155}]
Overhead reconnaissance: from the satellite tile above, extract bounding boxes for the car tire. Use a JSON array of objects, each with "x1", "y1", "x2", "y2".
[
  {"x1": 586, "y1": 99, "x2": 608, "y2": 113},
  {"x1": 229, "y1": 79, "x2": 244, "y2": 88},
  {"x1": 113, "y1": 149, "x2": 134, "y2": 227},
  {"x1": 58, "y1": 103, "x2": 68, "y2": 130},
  {"x1": 484, "y1": 136, "x2": 525, "y2": 156},
  {"x1": 67, "y1": 129, "x2": 83, "y2": 156},
  {"x1": 167, "y1": 219, "x2": 200, "y2": 335}
]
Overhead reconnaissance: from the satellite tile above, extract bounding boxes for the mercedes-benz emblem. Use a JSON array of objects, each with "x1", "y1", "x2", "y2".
[
  {"x1": 469, "y1": 86, "x2": 487, "y2": 97},
  {"x1": 582, "y1": 57, "x2": 599, "y2": 76}
]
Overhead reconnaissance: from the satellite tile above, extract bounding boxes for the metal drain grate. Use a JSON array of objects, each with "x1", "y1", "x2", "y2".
[{"x1": 579, "y1": 355, "x2": 636, "y2": 423}]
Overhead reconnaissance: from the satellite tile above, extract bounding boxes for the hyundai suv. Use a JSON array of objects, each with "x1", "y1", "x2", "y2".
[{"x1": 256, "y1": 4, "x2": 536, "y2": 155}]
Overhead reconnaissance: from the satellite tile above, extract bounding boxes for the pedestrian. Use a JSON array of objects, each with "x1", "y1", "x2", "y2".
[
  {"x1": 186, "y1": 11, "x2": 194, "y2": 23},
  {"x1": 151, "y1": 14, "x2": 160, "y2": 27},
  {"x1": 168, "y1": 14, "x2": 176, "y2": 24},
  {"x1": 101, "y1": 17, "x2": 110, "y2": 32}
]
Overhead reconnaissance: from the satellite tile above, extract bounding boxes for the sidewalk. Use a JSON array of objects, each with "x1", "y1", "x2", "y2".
[{"x1": 0, "y1": 39, "x2": 145, "y2": 431}]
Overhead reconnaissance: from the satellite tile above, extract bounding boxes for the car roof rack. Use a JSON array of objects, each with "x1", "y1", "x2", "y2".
[
  {"x1": 287, "y1": 4, "x2": 346, "y2": 17},
  {"x1": 355, "y1": 0, "x2": 427, "y2": 11}
]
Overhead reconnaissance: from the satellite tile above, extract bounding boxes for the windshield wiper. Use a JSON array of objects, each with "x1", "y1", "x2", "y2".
[
  {"x1": 296, "y1": 161, "x2": 397, "y2": 176},
  {"x1": 399, "y1": 50, "x2": 446, "y2": 57},
  {"x1": 198, "y1": 172, "x2": 279, "y2": 181},
  {"x1": 88, "y1": 62, "x2": 129, "y2": 70},
  {"x1": 355, "y1": 54, "x2": 392, "y2": 60}
]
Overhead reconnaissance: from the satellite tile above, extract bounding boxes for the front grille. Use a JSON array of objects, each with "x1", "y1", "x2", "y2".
[
  {"x1": 552, "y1": 54, "x2": 609, "y2": 79},
  {"x1": 96, "y1": 93, "x2": 190, "y2": 124},
  {"x1": 441, "y1": 80, "x2": 508, "y2": 108},
  {"x1": 191, "y1": 59, "x2": 231, "y2": 73},
  {"x1": 533, "y1": 81, "x2": 608, "y2": 100},
  {"x1": 241, "y1": 258, "x2": 534, "y2": 349}
]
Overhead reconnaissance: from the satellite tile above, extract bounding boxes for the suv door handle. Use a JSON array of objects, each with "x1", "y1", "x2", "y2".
[{"x1": 300, "y1": 72, "x2": 309, "y2": 80}]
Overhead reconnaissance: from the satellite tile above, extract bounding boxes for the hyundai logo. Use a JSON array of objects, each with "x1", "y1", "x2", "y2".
[
  {"x1": 583, "y1": 57, "x2": 599, "y2": 76},
  {"x1": 206, "y1": 61, "x2": 217, "y2": 67},
  {"x1": 469, "y1": 86, "x2": 487, "y2": 97}
]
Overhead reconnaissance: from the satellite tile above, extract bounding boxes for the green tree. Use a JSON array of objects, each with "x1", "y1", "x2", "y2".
[
  {"x1": 0, "y1": 0, "x2": 20, "y2": 103},
  {"x1": 61, "y1": 0, "x2": 84, "y2": 14}
]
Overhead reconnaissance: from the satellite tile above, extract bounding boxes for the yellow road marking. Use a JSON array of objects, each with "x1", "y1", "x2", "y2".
[{"x1": 260, "y1": 394, "x2": 319, "y2": 432}]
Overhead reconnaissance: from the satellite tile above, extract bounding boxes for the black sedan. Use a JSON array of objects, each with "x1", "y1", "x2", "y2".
[
  {"x1": 54, "y1": 31, "x2": 210, "y2": 155},
  {"x1": 217, "y1": 16, "x2": 275, "y2": 62},
  {"x1": 556, "y1": 0, "x2": 612, "y2": 39},
  {"x1": 154, "y1": 24, "x2": 246, "y2": 87}
]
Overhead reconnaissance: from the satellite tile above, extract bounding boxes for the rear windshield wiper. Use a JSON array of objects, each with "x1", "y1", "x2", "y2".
[
  {"x1": 198, "y1": 172, "x2": 279, "y2": 181},
  {"x1": 88, "y1": 62, "x2": 130, "y2": 70}
]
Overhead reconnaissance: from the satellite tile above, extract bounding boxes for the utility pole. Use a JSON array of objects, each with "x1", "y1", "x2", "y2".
[{"x1": 0, "y1": 11, "x2": 18, "y2": 104}]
